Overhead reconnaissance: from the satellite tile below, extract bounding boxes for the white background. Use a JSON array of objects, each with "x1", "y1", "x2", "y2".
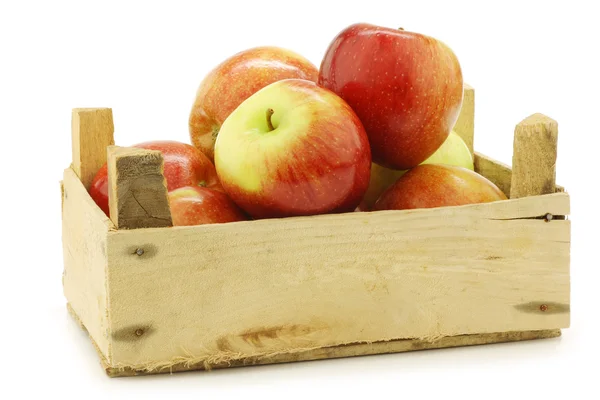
[{"x1": 1, "y1": 0, "x2": 598, "y2": 398}]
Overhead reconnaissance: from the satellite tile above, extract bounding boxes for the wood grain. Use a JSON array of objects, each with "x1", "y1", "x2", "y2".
[
  {"x1": 109, "y1": 330, "x2": 562, "y2": 377},
  {"x1": 105, "y1": 192, "x2": 570, "y2": 368},
  {"x1": 66, "y1": 303, "x2": 561, "y2": 377},
  {"x1": 510, "y1": 114, "x2": 559, "y2": 199},
  {"x1": 62, "y1": 168, "x2": 113, "y2": 361},
  {"x1": 71, "y1": 108, "x2": 114, "y2": 189},
  {"x1": 106, "y1": 146, "x2": 173, "y2": 229},
  {"x1": 453, "y1": 84, "x2": 475, "y2": 154}
]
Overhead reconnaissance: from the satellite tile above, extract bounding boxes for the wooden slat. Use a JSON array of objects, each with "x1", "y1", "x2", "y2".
[
  {"x1": 71, "y1": 108, "x2": 114, "y2": 189},
  {"x1": 65, "y1": 303, "x2": 560, "y2": 377},
  {"x1": 106, "y1": 330, "x2": 562, "y2": 377},
  {"x1": 106, "y1": 146, "x2": 173, "y2": 229},
  {"x1": 510, "y1": 114, "x2": 559, "y2": 199},
  {"x1": 62, "y1": 168, "x2": 113, "y2": 362},
  {"x1": 110, "y1": 330, "x2": 562, "y2": 377},
  {"x1": 453, "y1": 84, "x2": 475, "y2": 154},
  {"x1": 474, "y1": 152, "x2": 512, "y2": 196},
  {"x1": 105, "y1": 192, "x2": 570, "y2": 368}
]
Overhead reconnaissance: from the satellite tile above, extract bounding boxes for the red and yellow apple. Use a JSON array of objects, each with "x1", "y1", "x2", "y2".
[
  {"x1": 189, "y1": 46, "x2": 318, "y2": 161},
  {"x1": 319, "y1": 23, "x2": 463, "y2": 170},
  {"x1": 214, "y1": 79, "x2": 371, "y2": 219},
  {"x1": 168, "y1": 186, "x2": 247, "y2": 226},
  {"x1": 362, "y1": 130, "x2": 473, "y2": 209},
  {"x1": 372, "y1": 164, "x2": 506, "y2": 211},
  {"x1": 89, "y1": 140, "x2": 221, "y2": 216}
]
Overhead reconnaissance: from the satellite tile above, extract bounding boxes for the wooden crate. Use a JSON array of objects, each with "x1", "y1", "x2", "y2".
[{"x1": 61, "y1": 86, "x2": 570, "y2": 377}]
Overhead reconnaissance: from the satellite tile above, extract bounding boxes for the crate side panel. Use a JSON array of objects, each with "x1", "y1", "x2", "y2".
[
  {"x1": 105, "y1": 193, "x2": 569, "y2": 368},
  {"x1": 474, "y1": 152, "x2": 513, "y2": 196},
  {"x1": 62, "y1": 167, "x2": 113, "y2": 360}
]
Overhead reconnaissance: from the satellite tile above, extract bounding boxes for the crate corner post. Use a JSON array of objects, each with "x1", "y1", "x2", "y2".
[
  {"x1": 510, "y1": 113, "x2": 559, "y2": 199},
  {"x1": 63, "y1": 107, "x2": 116, "y2": 372},
  {"x1": 510, "y1": 112, "x2": 570, "y2": 331},
  {"x1": 70, "y1": 108, "x2": 115, "y2": 189}
]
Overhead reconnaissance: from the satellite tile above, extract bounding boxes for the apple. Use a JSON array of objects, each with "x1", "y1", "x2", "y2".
[
  {"x1": 89, "y1": 140, "x2": 221, "y2": 217},
  {"x1": 189, "y1": 46, "x2": 319, "y2": 161},
  {"x1": 372, "y1": 164, "x2": 507, "y2": 211},
  {"x1": 168, "y1": 186, "x2": 247, "y2": 226},
  {"x1": 420, "y1": 131, "x2": 473, "y2": 169},
  {"x1": 318, "y1": 23, "x2": 463, "y2": 170},
  {"x1": 361, "y1": 131, "x2": 473, "y2": 209},
  {"x1": 214, "y1": 79, "x2": 371, "y2": 219}
]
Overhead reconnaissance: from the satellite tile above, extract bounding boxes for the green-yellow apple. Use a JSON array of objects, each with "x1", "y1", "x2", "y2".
[
  {"x1": 361, "y1": 131, "x2": 473, "y2": 209},
  {"x1": 168, "y1": 186, "x2": 247, "y2": 226},
  {"x1": 319, "y1": 23, "x2": 463, "y2": 170},
  {"x1": 421, "y1": 131, "x2": 473, "y2": 168},
  {"x1": 189, "y1": 46, "x2": 318, "y2": 161},
  {"x1": 214, "y1": 79, "x2": 371, "y2": 219},
  {"x1": 372, "y1": 164, "x2": 506, "y2": 211}
]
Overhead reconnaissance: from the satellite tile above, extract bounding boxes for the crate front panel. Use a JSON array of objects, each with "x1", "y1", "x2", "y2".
[{"x1": 105, "y1": 193, "x2": 570, "y2": 368}]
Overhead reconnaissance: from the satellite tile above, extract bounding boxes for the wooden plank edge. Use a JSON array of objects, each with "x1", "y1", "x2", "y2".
[
  {"x1": 60, "y1": 179, "x2": 65, "y2": 217},
  {"x1": 66, "y1": 303, "x2": 561, "y2": 378}
]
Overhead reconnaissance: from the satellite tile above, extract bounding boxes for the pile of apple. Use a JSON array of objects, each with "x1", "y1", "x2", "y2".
[{"x1": 89, "y1": 23, "x2": 506, "y2": 226}]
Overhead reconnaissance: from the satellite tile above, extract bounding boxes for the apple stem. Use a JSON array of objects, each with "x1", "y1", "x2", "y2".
[
  {"x1": 398, "y1": 27, "x2": 405, "y2": 30},
  {"x1": 266, "y1": 108, "x2": 275, "y2": 132}
]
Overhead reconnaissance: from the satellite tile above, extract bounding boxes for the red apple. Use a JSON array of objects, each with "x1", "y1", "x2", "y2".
[
  {"x1": 168, "y1": 186, "x2": 247, "y2": 226},
  {"x1": 214, "y1": 79, "x2": 371, "y2": 219},
  {"x1": 89, "y1": 140, "x2": 221, "y2": 217},
  {"x1": 361, "y1": 130, "x2": 474, "y2": 210},
  {"x1": 319, "y1": 23, "x2": 463, "y2": 170},
  {"x1": 189, "y1": 46, "x2": 318, "y2": 161},
  {"x1": 372, "y1": 164, "x2": 507, "y2": 211}
]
